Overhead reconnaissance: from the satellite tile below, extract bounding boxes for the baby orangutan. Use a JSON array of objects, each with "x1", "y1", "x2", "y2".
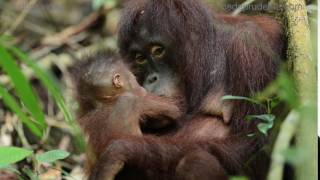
[{"x1": 72, "y1": 52, "x2": 183, "y2": 161}]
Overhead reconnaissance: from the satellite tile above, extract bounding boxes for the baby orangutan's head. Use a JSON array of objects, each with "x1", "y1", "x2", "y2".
[{"x1": 72, "y1": 52, "x2": 142, "y2": 109}]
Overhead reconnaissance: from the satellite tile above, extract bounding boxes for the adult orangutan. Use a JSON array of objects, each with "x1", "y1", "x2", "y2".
[{"x1": 87, "y1": 0, "x2": 285, "y2": 179}]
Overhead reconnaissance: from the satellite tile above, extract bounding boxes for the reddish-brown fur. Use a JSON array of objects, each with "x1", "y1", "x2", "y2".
[
  {"x1": 83, "y1": 0, "x2": 285, "y2": 179},
  {"x1": 72, "y1": 53, "x2": 184, "y2": 174}
]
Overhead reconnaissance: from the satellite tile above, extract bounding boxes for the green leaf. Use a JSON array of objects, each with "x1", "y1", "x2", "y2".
[
  {"x1": 277, "y1": 72, "x2": 299, "y2": 108},
  {"x1": 0, "y1": 45, "x2": 46, "y2": 132},
  {"x1": 22, "y1": 167, "x2": 39, "y2": 180},
  {"x1": 221, "y1": 95, "x2": 263, "y2": 106},
  {"x1": 36, "y1": 150, "x2": 70, "y2": 164},
  {"x1": 230, "y1": 176, "x2": 248, "y2": 180},
  {"x1": 254, "y1": 70, "x2": 298, "y2": 109},
  {"x1": 92, "y1": 0, "x2": 116, "y2": 9},
  {"x1": 245, "y1": 114, "x2": 275, "y2": 123},
  {"x1": 0, "y1": 147, "x2": 33, "y2": 168},
  {"x1": 0, "y1": 84, "x2": 43, "y2": 137},
  {"x1": 245, "y1": 114, "x2": 275, "y2": 136},
  {"x1": 0, "y1": 35, "x2": 14, "y2": 43},
  {"x1": 9, "y1": 46, "x2": 73, "y2": 125},
  {"x1": 9, "y1": 47, "x2": 85, "y2": 151},
  {"x1": 257, "y1": 122, "x2": 274, "y2": 136},
  {"x1": 270, "y1": 98, "x2": 280, "y2": 110}
]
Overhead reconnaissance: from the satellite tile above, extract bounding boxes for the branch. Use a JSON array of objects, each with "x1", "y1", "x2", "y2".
[
  {"x1": 5, "y1": 0, "x2": 39, "y2": 35},
  {"x1": 267, "y1": 111, "x2": 299, "y2": 180},
  {"x1": 41, "y1": 12, "x2": 101, "y2": 46},
  {"x1": 271, "y1": 0, "x2": 317, "y2": 179}
]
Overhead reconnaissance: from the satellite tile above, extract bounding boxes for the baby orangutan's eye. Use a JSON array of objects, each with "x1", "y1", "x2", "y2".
[{"x1": 113, "y1": 74, "x2": 123, "y2": 88}]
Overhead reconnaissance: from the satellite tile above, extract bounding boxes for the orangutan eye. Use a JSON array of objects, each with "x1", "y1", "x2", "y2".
[
  {"x1": 135, "y1": 53, "x2": 147, "y2": 65},
  {"x1": 151, "y1": 45, "x2": 165, "y2": 59}
]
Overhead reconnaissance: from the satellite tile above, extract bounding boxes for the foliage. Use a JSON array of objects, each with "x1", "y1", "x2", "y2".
[
  {"x1": 36, "y1": 150, "x2": 70, "y2": 164},
  {"x1": 92, "y1": 0, "x2": 117, "y2": 9},
  {"x1": 0, "y1": 36, "x2": 81, "y2": 142},
  {"x1": 0, "y1": 147, "x2": 33, "y2": 168},
  {"x1": 0, "y1": 146, "x2": 69, "y2": 179},
  {"x1": 0, "y1": 43, "x2": 46, "y2": 138},
  {"x1": 230, "y1": 176, "x2": 248, "y2": 180},
  {"x1": 222, "y1": 68, "x2": 301, "y2": 137},
  {"x1": 0, "y1": 36, "x2": 84, "y2": 177},
  {"x1": 246, "y1": 114, "x2": 275, "y2": 136},
  {"x1": 222, "y1": 94, "x2": 277, "y2": 136}
]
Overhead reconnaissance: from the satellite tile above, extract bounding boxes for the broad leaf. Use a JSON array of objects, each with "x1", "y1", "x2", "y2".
[
  {"x1": 0, "y1": 147, "x2": 33, "y2": 168},
  {"x1": 36, "y1": 150, "x2": 70, "y2": 164},
  {"x1": 245, "y1": 114, "x2": 275, "y2": 123},
  {"x1": 257, "y1": 122, "x2": 274, "y2": 136},
  {"x1": 92, "y1": 0, "x2": 116, "y2": 9}
]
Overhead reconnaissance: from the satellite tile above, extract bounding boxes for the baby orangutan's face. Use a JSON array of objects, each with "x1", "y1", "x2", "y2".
[{"x1": 88, "y1": 61, "x2": 145, "y2": 102}]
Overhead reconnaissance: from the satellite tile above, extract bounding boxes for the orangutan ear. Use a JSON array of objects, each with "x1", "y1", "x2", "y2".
[{"x1": 113, "y1": 74, "x2": 123, "y2": 88}]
